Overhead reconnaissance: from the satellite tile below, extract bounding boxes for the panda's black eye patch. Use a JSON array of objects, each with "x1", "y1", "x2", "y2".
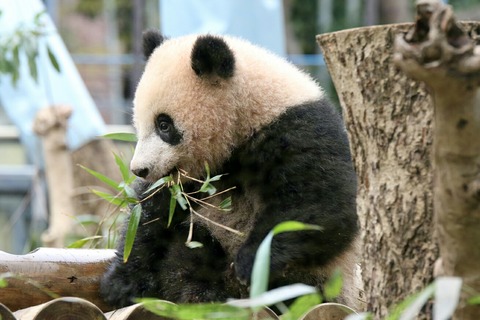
[{"x1": 155, "y1": 114, "x2": 182, "y2": 145}]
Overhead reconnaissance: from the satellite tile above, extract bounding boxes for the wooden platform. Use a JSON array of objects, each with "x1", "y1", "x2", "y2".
[{"x1": 0, "y1": 248, "x2": 357, "y2": 319}]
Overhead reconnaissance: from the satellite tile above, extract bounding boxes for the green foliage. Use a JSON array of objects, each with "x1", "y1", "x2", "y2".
[
  {"x1": 290, "y1": 0, "x2": 318, "y2": 53},
  {"x1": 468, "y1": 295, "x2": 480, "y2": 305},
  {"x1": 76, "y1": 0, "x2": 134, "y2": 51},
  {"x1": 0, "y1": 276, "x2": 7, "y2": 288},
  {"x1": 102, "y1": 132, "x2": 138, "y2": 142},
  {"x1": 80, "y1": 150, "x2": 235, "y2": 262},
  {"x1": 323, "y1": 269, "x2": 343, "y2": 301},
  {"x1": 139, "y1": 299, "x2": 250, "y2": 320},
  {"x1": 73, "y1": 152, "x2": 137, "y2": 251},
  {"x1": 123, "y1": 204, "x2": 141, "y2": 262},
  {"x1": 137, "y1": 221, "x2": 332, "y2": 319},
  {"x1": 67, "y1": 235, "x2": 103, "y2": 249},
  {"x1": 78, "y1": 164, "x2": 121, "y2": 191},
  {"x1": 345, "y1": 277, "x2": 472, "y2": 320},
  {"x1": 280, "y1": 293, "x2": 322, "y2": 320},
  {"x1": 0, "y1": 11, "x2": 61, "y2": 86}
]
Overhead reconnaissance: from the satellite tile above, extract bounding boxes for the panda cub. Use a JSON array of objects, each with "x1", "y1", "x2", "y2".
[{"x1": 100, "y1": 30, "x2": 359, "y2": 309}]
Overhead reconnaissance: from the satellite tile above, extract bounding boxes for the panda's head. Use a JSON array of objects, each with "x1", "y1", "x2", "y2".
[{"x1": 130, "y1": 30, "x2": 323, "y2": 181}]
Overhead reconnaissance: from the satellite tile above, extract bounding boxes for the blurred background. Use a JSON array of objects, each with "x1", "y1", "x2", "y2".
[{"x1": 0, "y1": 0, "x2": 479, "y2": 253}]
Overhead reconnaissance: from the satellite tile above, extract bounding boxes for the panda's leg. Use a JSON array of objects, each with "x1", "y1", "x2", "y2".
[
  {"x1": 157, "y1": 224, "x2": 232, "y2": 303},
  {"x1": 100, "y1": 180, "x2": 181, "y2": 308},
  {"x1": 99, "y1": 223, "x2": 171, "y2": 307}
]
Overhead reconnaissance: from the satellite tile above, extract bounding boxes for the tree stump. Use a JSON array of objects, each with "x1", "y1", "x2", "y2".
[{"x1": 317, "y1": 24, "x2": 438, "y2": 318}]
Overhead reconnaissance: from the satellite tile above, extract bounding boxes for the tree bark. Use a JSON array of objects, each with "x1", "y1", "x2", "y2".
[
  {"x1": 317, "y1": 25, "x2": 438, "y2": 318},
  {"x1": 395, "y1": 1, "x2": 480, "y2": 319}
]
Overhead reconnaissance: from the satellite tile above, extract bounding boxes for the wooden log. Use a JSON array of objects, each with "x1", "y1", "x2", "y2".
[
  {"x1": 0, "y1": 248, "x2": 116, "y2": 312},
  {"x1": 105, "y1": 303, "x2": 172, "y2": 320},
  {"x1": 254, "y1": 307, "x2": 278, "y2": 320},
  {"x1": 300, "y1": 302, "x2": 356, "y2": 320},
  {"x1": 13, "y1": 297, "x2": 106, "y2": 320}
]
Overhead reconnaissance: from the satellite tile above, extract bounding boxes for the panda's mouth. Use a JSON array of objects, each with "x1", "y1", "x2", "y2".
[{"x1": 151, "y1": 167, "x2": 178, "y2": 183}]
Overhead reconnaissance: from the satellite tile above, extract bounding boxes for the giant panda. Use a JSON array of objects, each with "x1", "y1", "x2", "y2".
[{"x1": 100, "y1": 30, "x2": 360, "y2": 309}]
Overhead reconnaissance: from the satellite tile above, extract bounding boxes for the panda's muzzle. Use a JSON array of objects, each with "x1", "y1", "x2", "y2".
[{"x1": 132, "y1": 167, "x2": 150, "y2": 179}]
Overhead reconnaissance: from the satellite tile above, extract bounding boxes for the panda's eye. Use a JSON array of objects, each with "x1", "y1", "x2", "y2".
[
  {"x1": 158, "y1": 121, "x2": 171, "y2": 132},
  {"x1": 155, "y1": 114, "x2": 183, "y2": 145}
]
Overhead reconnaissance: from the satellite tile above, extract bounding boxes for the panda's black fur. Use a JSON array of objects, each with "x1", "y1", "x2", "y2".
[{"x1": 100, "y1": 31, "x2": 359, "y2": 309}]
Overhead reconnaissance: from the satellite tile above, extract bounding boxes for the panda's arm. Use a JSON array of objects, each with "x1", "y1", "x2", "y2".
[
  {"x1": 100, "y1": 179, "x2": 192, "y2": 307},
  {"x1": 100, "y1": 180, "x2": 233, "y2": 307},
  {"x1": 233, "y1": 100, "x2": 359, "y2": 283}
]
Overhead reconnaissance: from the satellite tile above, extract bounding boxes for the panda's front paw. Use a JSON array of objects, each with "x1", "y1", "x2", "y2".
[
  {"x1": 100, "y1": 272, "x2": 135, "y2": 308},
  {"x1": 234, "y1": 247, "x2": 255, "y2": 285}
]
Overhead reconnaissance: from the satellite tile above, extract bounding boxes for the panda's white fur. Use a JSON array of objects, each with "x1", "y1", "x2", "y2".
[
  {"x1": 101, "y1": 32, "x2": 361, "y2": 310},
  {"x1": 131, "y1": 34, "x2": 322, "y2": 181}
]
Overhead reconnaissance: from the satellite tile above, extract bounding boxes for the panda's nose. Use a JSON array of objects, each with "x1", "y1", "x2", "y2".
[{"x1": 132, "y1": 167, "x2": 149, "y2": 178}]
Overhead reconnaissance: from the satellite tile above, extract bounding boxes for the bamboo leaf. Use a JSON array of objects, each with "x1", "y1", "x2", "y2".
[
  {"x1": 12, "y1": 44, "x2": 19, "y2": 66},
  {"x1": 170, "y1": 185, "x2": 187, "y2": 210},
  {"x1": 186, "y1": 241, "x2": 203, "y2": 249},
  {"x1": 79, "y1": 164, "x2": 121, "y2": 190},
  {"x1": 114, "y1": 153, "x2": 131, "y2": 183},
  {"x1": 209, "y1": 174, "x2": 225, "y2": 182},
  {"x1": 102, "y1": 132, "x2": 137, "y2": 142},
  {"x1": 250, "y1": 232, "x2": 273, "y2": 299},
  {"x1": 272, "y1": 221, "x2": 323, "y2": 236},
  {"x1": 176, "y1": 194, "x2": 188, "y2": 210},
  {"x1": 345, "y1": 313, "x2": 373, "y2": 320},
  {"x1": 33, "y1": 10, "x2": 45, "y2": 24},
  {"x1": 143, "y1": 176, "x2": 173, "y2": 195},
  {"x1": 0, "y1": 278, "x2": 7, "y2": 288},
  {"x1": 204, "y1": 162, "x2": 211, "y2": 178},
  {"x1": 27, "y1": 53, "x2": 38, "y2": 83},
  {"x1": 250, "y1": 221, "x2": 323, "y2": 299},
  {"x1": 229, "y1": 284, "x2": 317, "y2": 309},
  {"x1": 122, "y1": 184, "x2": 137, "y2": 199},
  {"x1": 91, "y1": 189, "x2": 128, "y2": 207},
  {"x1": 67, "y1": 236, "x2": 103, "y2": 248},
  {"x1": 433, "y1": 277, "x2": 462, "y2": 320},
  {"x1": 138, "y1": 299, "x2": 250, "y2": 320},
  {"x1": 397, "y1": 284, "x2": 434, "y2": 320},
  {"x1": 47, "y1": 45, "x2": 60, "y2": 72},
  {"x1": 280, "y1": 293, "x2": 322, "y2": 320},
  {"x1": 123, "y1": 204, "x2": 141, "y2": 263},
  {"x1": 168, "y1": 194, "x2": 176, "y2": 227},
  {"x1": 386, "y1": 284, "x2": 434, "y2": 320},
  {"x1": 324, "y1": 269, "x2": 343, "y2": 300},
  {"x1": 468, "y1": 295, "x2": 480, "y2": 305},
  {"x1": 200, "y1": 182, "x2": 216, "y2": 195},
  {"x1": 219, "y1": 196, "x2": 232, "y2": 211}
]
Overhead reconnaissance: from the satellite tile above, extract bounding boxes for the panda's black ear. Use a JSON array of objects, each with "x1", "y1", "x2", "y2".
[
  {"x1": 143, "y1": 29, "x2": 165, "y2": 60},
  {"x1": 191, "y1": 35, "x2": 235, "y2": 79}
]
